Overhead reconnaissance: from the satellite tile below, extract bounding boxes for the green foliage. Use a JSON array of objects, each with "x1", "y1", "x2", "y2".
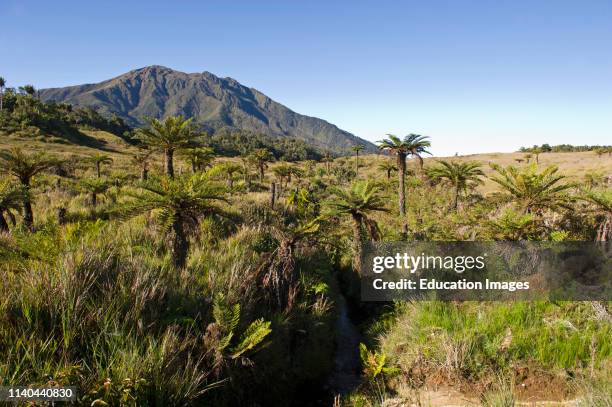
[
  {"x1": 360, "y1": 342, "x2": 385, "y2": 380},
  {"x1": 135, "y1": 116, "x2": 198, "y2": 149},
  {"x1": 119, "y1": 174, "x2": 227, "y2": 232},
  {"x1": 1, "y1": 101, "x2": 611, "y2": 406},
  {"x1": 181, "y1": 146, "x2": 215, "y2": 172},
  {"x1": 229, "y1": 318, "x2": 272, "y2": 359},
  {"x1": 0, "y1": 180, "x2": 28, "y2": 230},
  {"x1": 490, "y1": 163, "x2": 575, "y2": 213},
  {"x1": 325, "y1": 181, "x2": 389, "y2": 219},
  {"x1": 380, "y1": 301, "x2": 611, "y2": 380},
  {"x1": 0, "y1": 148, "x2": 59, "y2": 185},
  {"x1": 427, "y1": 160, "x2": 484, "y2": 209},
  {"x1": 487, "y1": 209, "x2": 538, "y2": 240},
  {"x1": 0, "y1": 89, "x2": 132, "y2": 143},
  {"x1": 520, "y1": 143, "x2": 612, "y2": 153}
]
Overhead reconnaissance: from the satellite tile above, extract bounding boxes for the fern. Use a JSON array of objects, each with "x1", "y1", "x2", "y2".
[
  {"x1": 229, "y1": 319, "x2": 272, "y2": 359},
  {"x1": 359, "y1": 343, "x2": 397, "y2": 381},
  {"x1": 213, "y1": 299, "x2": 240, "y2": 333}
]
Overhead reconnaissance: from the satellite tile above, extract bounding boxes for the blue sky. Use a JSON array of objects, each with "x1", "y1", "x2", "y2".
[{"x1": 1, "y1": 0, "x2": 611, "y2": 155}]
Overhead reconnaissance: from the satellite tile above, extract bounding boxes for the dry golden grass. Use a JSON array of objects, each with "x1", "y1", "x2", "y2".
[{"x1": 356, "y1": 151, "x2": 612, "y2": 193}]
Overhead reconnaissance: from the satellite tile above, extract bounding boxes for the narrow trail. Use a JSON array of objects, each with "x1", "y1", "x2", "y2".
[{"x1": 326, "y1": 293, "x2": 362, "y2": 396}]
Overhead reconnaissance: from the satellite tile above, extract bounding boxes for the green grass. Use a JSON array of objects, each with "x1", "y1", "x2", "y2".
[{"x1": 0, "y1": 128, "x2": 610, "y2": 406}]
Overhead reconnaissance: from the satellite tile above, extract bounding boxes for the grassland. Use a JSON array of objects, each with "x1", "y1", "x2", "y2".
[
  {"x1": 0, "y1": 125, "x2": 610, "y2": 406},
  {"x1": 357, "y1": 151, "x2": 612, "y2": 193}
]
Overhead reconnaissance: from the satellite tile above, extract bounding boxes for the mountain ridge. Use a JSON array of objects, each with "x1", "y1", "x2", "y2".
[{"x1": 39, "y1": 66, "x2": 376, "y2": 154}]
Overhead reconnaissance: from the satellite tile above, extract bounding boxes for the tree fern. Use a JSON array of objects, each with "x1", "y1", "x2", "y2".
[{"x1": 229, "y1": 319, "x2": 272, "y2": 359}]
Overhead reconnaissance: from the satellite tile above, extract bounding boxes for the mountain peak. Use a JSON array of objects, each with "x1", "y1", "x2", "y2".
[{"x1": 39, "y1": 66, "x2": 375, "y2": 154}]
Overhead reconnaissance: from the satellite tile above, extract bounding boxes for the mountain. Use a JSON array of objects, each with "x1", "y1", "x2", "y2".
[{"x1": 39, "y1": 65, "x2": 376, "y2": 154}]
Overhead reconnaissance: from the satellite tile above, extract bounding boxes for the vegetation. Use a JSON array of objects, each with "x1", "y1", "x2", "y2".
[
  {"x1": 118, "y1": 174, "x2": 228, "y2": 269},
  {"x1": 86, "y1": 152, "x2": 113, "y2": 178},
  {"x1": 0, "y1": 180, "x2": 27, "y2": 232},
  {"x1": 135, "y1": 116, "x2": 200, "y2": 178},
  {"x1": 520, "y1": 143, "x2": 612, "y2": 153},
  {"x1": 37, "y1": 65, "x2": 373, "y2": 155},
  {"x1": 0, "y1": 89, "x2": 610, "y2": 405},
  {"x1": 489, "y1": 163, "x2": 575, "y2": 214},
  {"x1": 0, "y1": 148, "x2": 59, "y2": 230},
  {"x1": 377, "y1": 160, "x2": 397, "y2": 180},
  {"x1": 427, "y1": 160, "x2": 484, "y2": 210},
  {"x1": 377, "y1": 135, "x2": 410, "y2": 216},
  {"x1": 0, "y1": 86, "x2": 132, "y2": 145},
  {"x1": 325, "y1": 181, "x2": 388, "y2": 273}
]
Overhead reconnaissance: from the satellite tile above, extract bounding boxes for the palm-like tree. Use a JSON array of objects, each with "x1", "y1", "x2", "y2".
[
  {"x1": 490, "y1": 163, "x2": 574, "y2": 214},
  {"x1": 322, "y1": 151, "x2": 333, "y2": 174},
  {"x1": 79, "y1": 178, "x2": 111, "y2": 207},
  {"x1": 272, "y1": 164, "x2": 292, "y2": 191},
  {"x1": 181, "y1": 147, "x2": 215, "y2": 173},
  {"x1": 220, "y1": 163, "x2": 243, "y2": 188},
  {"x1": 404, "y1": 133, "x2": 431, "y2": 173},
  {"x1": 325, "y1": 181, "x2": 388, "y2": 273},
  {"x1": 0, "y1": 76, "x2": 6, "y2": 111},
  {"x1": 119, "y1": 174, "x2": 227, "y2": 269},
  {"x1": 288, "y1": 165, "x2": 304, "y2": 184},
  {"x1": 427, "y1": 160, "x2": 484, "y2": 210},
  {"x1": 351, "y1": 145, "x2": 365, "y2": 173},
  {"x1": 135, "y1": 116, "x2": 199, "y2": 178},
  {"x1": 250, "y1": 148, "x2": 274, "y2": 182},
  {"x1": 86, "y1": 153, "x2": 113, "y2": 178},
  {"x1": 131, "y1": 150, "x2": 153, "y2": 181},
  {"x1": 19, "y1": 84, "x2": 36, "y2": 97},
  {"x1": 377, "y1": 134, "x2": 410, "y2": 215},
  {"x1": 263, "y1": 219, "x2": 320, "y2": 309},
  {"x1": 0, "y1": 148, "x2": 58, "y2": 230},
  {"x1": 377, "y1": 161, "x2": 397, "y2": 180},
  {"x1": 532, "y1": 147, "x2": 543, "y2": 163},
  {"x1": 580, "y1": 190, "x2": 612, "y2": 241},
  {"x1": 0, "y1": 181, "x2": 28, "y2": 232}
]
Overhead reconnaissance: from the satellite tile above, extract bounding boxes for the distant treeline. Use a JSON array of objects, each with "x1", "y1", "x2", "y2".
[
  {"x1": 0, "y1": 86, "x2": 323, "y2": 162},
  {"x1": 0, "y1": 86, "x2": 133, "y2": 141},
  {"x1": 519, "y1": 144, "x2": 612, "y2": 153},
  {"x1": 205, "y1": 127, "x2": 323, "y2": 161}
]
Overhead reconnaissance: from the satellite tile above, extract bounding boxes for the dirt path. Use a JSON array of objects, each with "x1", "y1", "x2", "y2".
[{"x1": 327, "y1": 294, "x2": 362, "y2": 395}]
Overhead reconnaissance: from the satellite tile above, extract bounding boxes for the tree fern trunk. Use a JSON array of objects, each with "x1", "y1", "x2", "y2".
[
  {"x1": 417, "y1": 154, "x2": 424, "y2": 175},
  {"x1": 172, "y1": 216, "x2": 188, "y2": 269},
  {"x1": 23, "y1": 200, "x2": 34, "y2": 231},
  {"x1": 453, "y1": 186, "x2": 460, "y2": 211},
  {"x1": 57, "y1": 207, "x2": 66, "y2": 225},
  {"x1": 270, "y1": 182, "x2": 276, "y2": 208},
  {"x1": 165, "y1": 148, "x2": 174, "y2": 178},
  {"x1": 351, "y1": 214, "x2": 363, "y2": 275},
  {"x1": 397, "y1": 153, "x2": 406, "y2": 216},
  {"x1": 0, "y1": 212, "x2": 9, "y2": 232}
]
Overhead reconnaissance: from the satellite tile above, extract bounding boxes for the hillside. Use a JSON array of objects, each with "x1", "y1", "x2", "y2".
[{"x1": 38, "y1": 65, "x2": 375, "y2": 154}]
